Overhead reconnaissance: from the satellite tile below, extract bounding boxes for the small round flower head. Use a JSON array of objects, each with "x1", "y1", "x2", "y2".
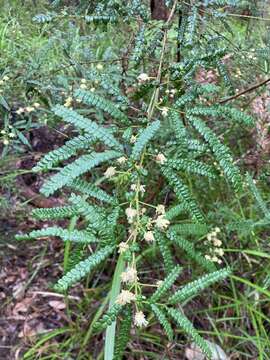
[
  {"x1": 205, "y1": 254, "x2": 211, "y2": 261},
  {"x1": 137, "y1": 73, "x2": 150, "y2": 83},
  {"x1": 0, "y1": 130, "x2": 6, "y2": 135},
  {"x1": 64, "y1": 97, "x2": 73, "y2": 108},
  {"x1": 161, "y1": 107, "x2": 169, "y2": 117},
  {"x1": 33, "y1": 102, "x2": 40, "y2": 108},
  {"x1": 130, "y1": 184, "x2": 137, "y2": 191},
  {"x1": 156, "y1": 153, "x2": 167, "y2": 164},
  {"x1": 3, "y1": 138, "x2": 9, "y2": 145},
  {"x1": 116, "y1": 290, "x2": 136, "y2": 305},
  {"x1": 80, "y1": 83, "x2": 87, "y2": 90},
  {"x1": 3, "y1": 75, "x2": 9, "y2": 81},
  {"x1": 144, "y1": 231, "x2": 155, "y2": 243},
  {"x1": 156, "y1": 280, "x2": 164, "y2": 287},
  {"x1": 25, "y1": 106, "x2": 35, "y2": 113},
  {"x1": 96, "y1": 63, "x2": 103, "y2": 70},
  {"x1": 117, "y1": 156, "x2": 127, "y2": 164},
  {"x1": 90, "y1": 87, "x2": 95, "y2": 92},
  {"x1": 156, "y1": 204, "x2": 165, "y2": 215},
  {"x1": 214, "y1": 248, "x2": 224, "y2": 256},
  {"x1": 104, "y1": 166, "x2": 116, "y2": 178},
  {"x1": 213, "y1": 238, "x2": 222, "y2": 247},
  {"x1": 125, "y1": 207, "x2": 137, "y2": 223},
  {"x1": 211, "y1": 256, "x2": 219, "y2": 263},
  {"x1": 9, "y1": 133, "x2": 16, "y2": 138},
  {"x1": 134, "y1": 311, "x2": 148, "y2": 328},
  {"x1": 118, "y1": 242, "x2": 129, "y2": 254},
  {"x1": 121, "y1": 267, "x2": 138, "y2": 284},
  {"x1": 139, "y1": 185, "x2": 146, "y2": 194},
  {"x1": 81, "y1": 78, "x2": 87, "y2": 84},
  {"x1": 0, "y1": 80, "x2": 4, "y2": 85},
  {"x1": 214, "y1": 227, "x2": 221, "y2": 233},
  {"x1": 130, "y1": 135, "x2": 137, "y2": 144},
  {"x1": 155, "y1": 215, "x2": 170, "y2": 230}
]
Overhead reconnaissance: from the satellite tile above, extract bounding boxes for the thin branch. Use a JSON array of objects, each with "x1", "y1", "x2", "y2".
[{"x1": 219, "y1": 77, "x2": 270, "y2": 104}]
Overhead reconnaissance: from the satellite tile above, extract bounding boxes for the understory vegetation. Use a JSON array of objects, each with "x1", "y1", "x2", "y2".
[{"x1": 1, "y1": 1, "x2": 270, "y2": 359}]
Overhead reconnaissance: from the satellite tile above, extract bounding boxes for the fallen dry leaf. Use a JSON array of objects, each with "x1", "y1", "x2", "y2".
[{"x1": 48, "y1": 300, "x2": 66, "y2": 310}]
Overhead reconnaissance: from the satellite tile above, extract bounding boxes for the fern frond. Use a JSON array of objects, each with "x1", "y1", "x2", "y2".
[
  {"x1": 167, "y1": 159, "x2": 216, "y2": 179},
  {"x1": 31, "y1": 206, "x2": 76, "y2": 220},
  {"x1": 151, "y1": 304, "x2": 173, "y2": 341},
  {"x1": 55, "y1": 245, "x2": 115, "y2": 291},
  {"x1": 161, "y1": 166, "x2": 205, "y2": 223},
  {"x1": 69, "y1": 193, "x2": 105, "y2": 229},
  {"x1": 169, "y1": 267, "x2": 231, "y2": 304},
  {"x1": 94, "y1": 303, "x2": 123, "y2": 331},
  {"x1": 150, "y1": 265, "x2": 182, "y2": 302},
  {"x1": 75, "y1": 89, "x2": 129, "y2": 123},
  {"x1": 33, "y1": 134, "x2": 95, "y2": 172},
  {"x1": 188, "y1": 115, "x2": 242, "y2": 191},
  {"x1": 113, "y1": 306, "x2": 132, "y2": 360},
  {"x1": 52, "y1": 105, "x2": 123, "y2": 151},
  {"x1": 246, "y1": 173, "x2": 269, "y2": 217},
  {"x1": 155, "y1": 231, "x2": 175, "y2": 274},
  {"x1": 40, "y1": 150, "x2": 121, "y2": 197},
  {"x1": 165, "y1": 204, "x2": 187, "y2": 221},
  {"x1": 185, "y1": 6, "x2": 198, "y2": 47},
  {"x1": 16, "y1": 226, "x2": 97, "y2": 243},
  {"x1": 170, "y1": 223, "x2": 208, "y2": 236},
  {"x1": 131, "y1": 120, "x2": 160, "y2": 160},
  {"x1": 167, "y1": 308, "x2": 211, "y2": 358},
  {"x1": 69, "y1": 179, "x2": 116, "y2": 204},
  {"x1": 132, "y1": 25, "x2": 145, "y2": 64},
  {"x1": 168, "y1": 230, "x2": 216, "y2": 272}
]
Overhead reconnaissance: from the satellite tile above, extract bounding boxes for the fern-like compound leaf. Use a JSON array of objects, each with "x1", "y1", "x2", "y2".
[
  {"x1": 16, "y1": 226, "x2": 97, "y2": 243},
  {"x1": 188, "y1": 116, "x2": 242, "y2": 191},
  {"x1": 31, "y1": 206, "x2": 77, "y2": 220},
  {"x1": 113, "y1": 306, "x2": 132, "y2": 360},
  {"x1": 151, "y1": 304, "x2": 173, "y2": 341},
  {"x1": 150, "y1": 265, "x2": 182, "y2": 302},
  {"x1": 168, "y1": 230, "x2": 216, "y2": 272},
  {"x1": 167, "y1": 308, "x2": 211, "y2": 358},
  {"x1": 155, "y1": 231, "x2": 175, "y2": 274},
  {"x1": 131, "y1": 120, "x2": 160, "y2": 160},
  {"x1": 165, "y1": 204, "x2": 187, "y2": 221},
  {"x1": 75, "y1": 89, "x2": 129, "y2": 123},
  {"x1": 55, "y1": 245, "x2": 115, "y2": 291},
  {"x1": 246, "y1": 173, "x2": 269, "y2": 217},
  {"x1": 169, "y1": 267, "x2": 231, "y2": 304},
  {"x1": 69, "y1": 179, "x2": 116, "y2": 204},
  {"x1": 53, "y1": 105, "x2": 123, "y2": 151},
  {"x1": 167, "y1": 159, "x2": 216, "y2": 179},
  {"x1": 170, "y1": 223, "x2": 208, "y2": 236},
  {"x1": 161, "y1": 166, "x2": 205, "y2": 223},
  {"x1": 33, "y1": 134, "x2": 95, "y2": 172},
  {"x1": 94, "y1": 303, "x2": 123, "y2": 331},
  {"x1": 40, "y1": 150, "x2": 121, "y2": 197}
]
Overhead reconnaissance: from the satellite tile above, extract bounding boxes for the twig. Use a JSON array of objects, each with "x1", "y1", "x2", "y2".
[{"x1": 219, "y1": 77, "x2": 270, "y2": 104}]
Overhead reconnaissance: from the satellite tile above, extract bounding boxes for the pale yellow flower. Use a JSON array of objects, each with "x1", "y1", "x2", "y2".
[
  {"x1": 144, "y1": 231, "x2": 155, "y2": 242},
  {"x1": 125, "y1": 207, "x2": 137, "y2": 223},
  {"x1": 155, "y1": 215, "x2": 170, "y2": 230},
  {"x1": 118, "y1": 242, "x2": 129, "y2": 254},
  {"x1": 137, "y1": 73, "x2": 150, "y2": 83},
  {"x1": 156, "y1": 204, "x2": 165, "y2": 215},
  {"x1": 116, "y1": 290, "x2": 136, "y2": 305},
  {"x1": 121, "y1": 267, "x2": 138, "y2": 284},
  {"x1": 117, "y1": 156, "x2": 127, "y2": 164},
  {"x1": 134, "y1": 311, "x2": 148, "y2": 327},
  {"x1": 104, "y1": 166, "x2": 116, "y2": 178},
  {"x1": 155, "y1": 153, "x2": 167, "y2": 164}
]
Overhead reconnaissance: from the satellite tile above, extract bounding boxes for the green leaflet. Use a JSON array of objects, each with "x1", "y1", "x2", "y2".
[
  {"x1": 93, "y1": 303, "x2": 123, "y2": 332},
  {"x1": 31, "y1": 206, "x2": 77, "y2": 220},
  {"x1": 55, "y1": 245, "x2": 115, "y2": 291},
  {"x1": 15, "y1": 226, "x2": 97, "y2": 243},
  {"x1": 188, "y1": 115, "x2": 242, "y2": 191},
  {"x1": 75, "y1": 89, "x2": 129, "y2": 123},
  {"x1": 167, "y1": 308, "x2": 212, "y2": 358},
  {"x1": 131, "y1": 120, "x2": 160, "y2": 160},
  {"x1": 53, "y1": 105, "x2": 123, "y2": 151},
  {"x1": 161, "y1": 166, "x2": 205, "y2": 223},
  {"x1": 69, "y1": 179, "x2": 116, "y2": 204},
  {"x1": 169, "y1": 267, "x2": 231, "y2": 304},
  {"x1": 33, "y1": 134, "x2": 95, "y2": 172},
  {"x1": 40, "y1": 150, "x2": 121, "y2": 197},
  {"x1": 151, "y1": 304, "x2": 174, "y2": 341},
  {"x1": 150, "y1": 265, "x2": 182, "y2": 302},
  {"x1": 113, "y1": 306, "x2": 132, "y2": 360},
  {"x1": 166, "y1": 158, "x2": 217, "y2": 179},
  {"x1": 155, "y1": 231, "x2": 175, "y2": 274},
  {"x1": 168, "y1": 230, "x2": 216, "y2": 272}
]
